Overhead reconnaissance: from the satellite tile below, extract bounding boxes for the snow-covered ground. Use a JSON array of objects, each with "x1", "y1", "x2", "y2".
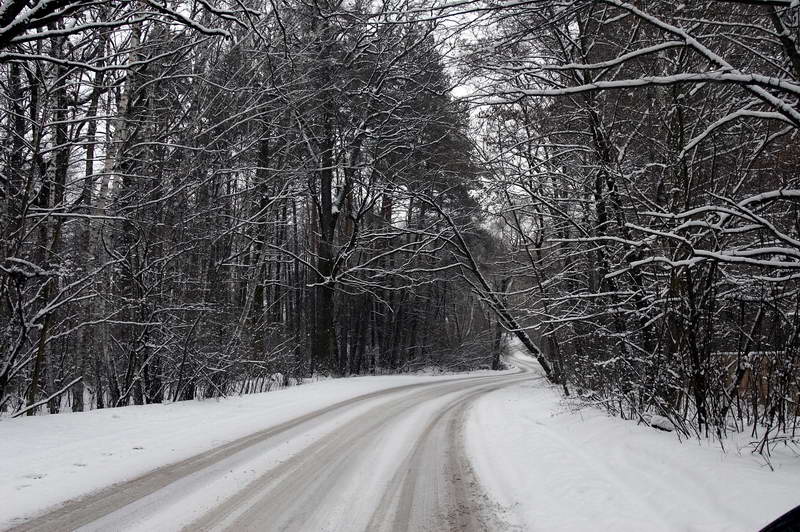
[
  {"x1": 0, "y1": 370, "x2": 505, "y2": 529},
  {"x1": 466, "y1": 355, "x2": 800, "y2": 532},
  {"x1": 3, "y1": 356, "x2": 799, "y2": 531}
]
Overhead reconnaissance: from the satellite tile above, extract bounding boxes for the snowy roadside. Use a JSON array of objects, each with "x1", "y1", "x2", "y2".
[
  {"x1": 465, "y1": 355, "x2": 800, "y2": 532},
  {"x1": 0, "y1": 370, "x2": 508, "y2": 529}
]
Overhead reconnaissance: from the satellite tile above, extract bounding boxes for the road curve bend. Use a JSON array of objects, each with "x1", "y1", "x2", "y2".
[{"x1": 12, "y1": 359, "x2": 539, "y2": 532}]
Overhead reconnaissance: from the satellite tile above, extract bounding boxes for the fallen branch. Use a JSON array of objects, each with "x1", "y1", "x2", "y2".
[{"x1": 12, "y1": 377, "x2": 83, "y2": 418}]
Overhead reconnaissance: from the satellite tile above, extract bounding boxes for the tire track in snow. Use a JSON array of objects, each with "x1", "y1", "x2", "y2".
[
  {"x1": 10, "y1": 368, "x2": 532, "y2": 532},
  {"x1": 188, "y1": 374, "x2": 532, "y2": 531}
]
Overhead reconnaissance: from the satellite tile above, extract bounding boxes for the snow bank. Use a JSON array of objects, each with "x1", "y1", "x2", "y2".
[
  {"x1": 465, "y1": 359, "x2": 800, "y2": 532},
  {"x1": 0, "y1": 371, "x2": 506, "y2": 528}
]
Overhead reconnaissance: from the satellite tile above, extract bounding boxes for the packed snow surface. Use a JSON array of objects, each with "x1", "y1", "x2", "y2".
[
  {"x1": 466, "y1": 355, "x2": 800, "y2": 532},
  {"x1": 0, "y1": 371, "x2": 504, "y2": 529}
]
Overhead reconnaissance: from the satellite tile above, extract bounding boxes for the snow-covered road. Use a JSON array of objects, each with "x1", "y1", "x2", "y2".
[
  {"x1": 4, "y1": 365, "x2": 534, "y2": 531},
  {"x1": 3, "y1": 354, "x2": 798, "y2": 531}
]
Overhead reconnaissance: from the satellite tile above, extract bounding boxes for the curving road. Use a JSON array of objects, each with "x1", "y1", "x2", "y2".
[{"x1": 13, "y1": 359, "x2": 537, "y2": 532}]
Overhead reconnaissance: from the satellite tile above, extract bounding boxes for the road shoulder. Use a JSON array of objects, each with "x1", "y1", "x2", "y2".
[{"x1": 465, "y1": 368, "x2": 800, "y2": 531}]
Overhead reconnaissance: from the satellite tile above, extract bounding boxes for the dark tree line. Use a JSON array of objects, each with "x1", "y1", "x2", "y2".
[
  {"x1": 458, "y1": 0, "x2": 800, "y2": 446},
  {"x1": 0, "y1": 0, "x2": 501, "y2": 415}
]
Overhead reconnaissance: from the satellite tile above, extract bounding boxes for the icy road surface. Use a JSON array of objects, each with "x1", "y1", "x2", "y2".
[{"x1": 6, "y1": 363, "x2": 536, "y2": 532}]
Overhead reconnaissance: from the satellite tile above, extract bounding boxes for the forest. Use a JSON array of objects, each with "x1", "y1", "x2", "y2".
[{"x1": 1, "y1": 0, "x2": 798, "y2": 448}]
